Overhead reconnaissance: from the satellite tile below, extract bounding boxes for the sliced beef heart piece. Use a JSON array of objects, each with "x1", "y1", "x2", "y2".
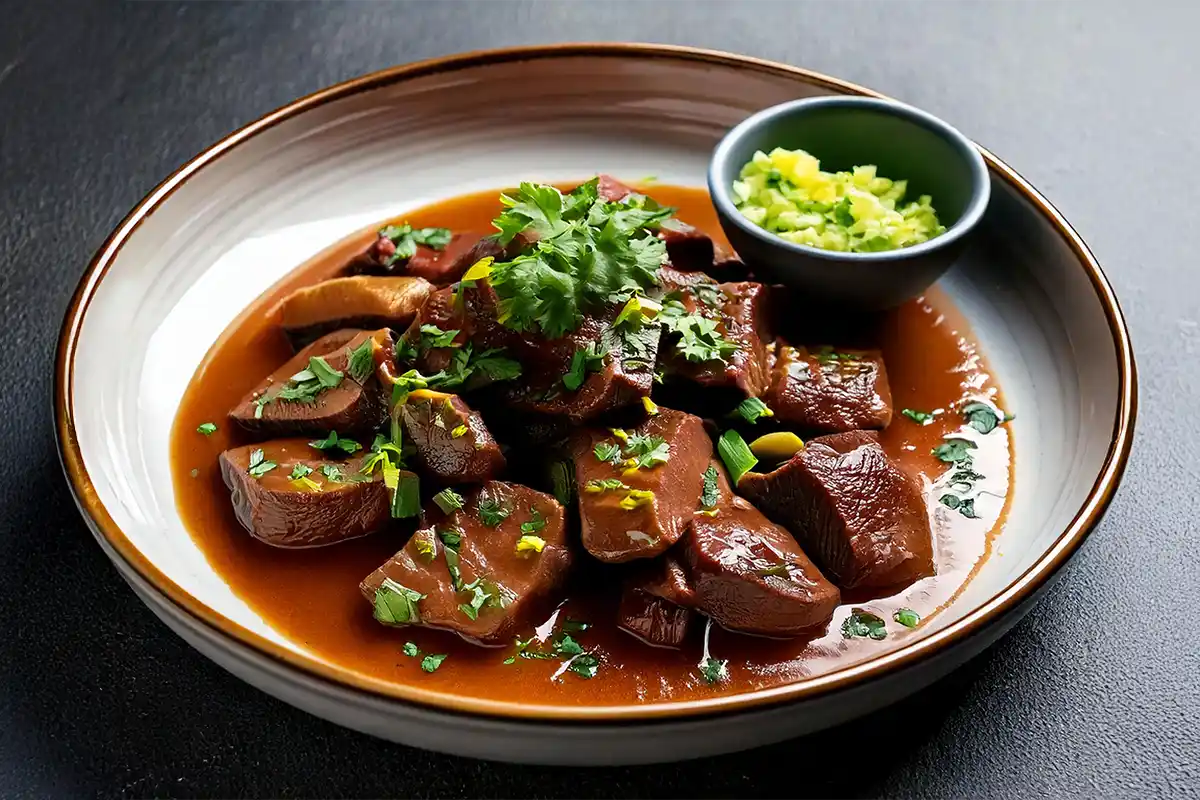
[
  {"x1": 275, "y1": 275, "x2": 432, "y2": 349},
  {"x1": 229, "y1": 329, "x2": 395, "y2": 438},
  {"x1": 616, "y1": 554, "x2": 697, "y2": 649},
  {"x1": 737, "y1": 431, "x2": 934, "y2": 592},
  {"x1": 360, "y1": 482, "x2": 571, "y2": 646},
  {"x1": 219, "y1": 438, "x2": 393, "y2": 548},
  {"x1": 503, "y1": 309, "x2": 660, "y2": 423},
  {"x1": 683, "y1": 460, "x2": 840, "y2": 636},
  {"x1": 339, "y1": 230, "x2": 478, "y2": 284},
  {"x1": 658, "y1": 218, "x2": 716, "y2": 273},
  {"x1": 400, "y1": 390, "x2": 505, "y2": 484},
  {"x1": 661, "y1": 281, "x2": 773, "y2": 399},
  {"x1": 763, "y1": 343, "x2": 893, "y2": 432},
  {"x1": 570, "y1": 409, "x2": 712, "y2": 562}
]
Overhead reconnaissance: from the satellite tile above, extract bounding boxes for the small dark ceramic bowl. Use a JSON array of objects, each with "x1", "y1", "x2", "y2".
[{"x1": 708, "y1": 96, "x2": 990, "y2": 310}]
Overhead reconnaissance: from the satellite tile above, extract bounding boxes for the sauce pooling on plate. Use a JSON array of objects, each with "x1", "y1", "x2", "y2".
[{"x1": 171, "y1": 181, "x2": 1012, "y2": 706}]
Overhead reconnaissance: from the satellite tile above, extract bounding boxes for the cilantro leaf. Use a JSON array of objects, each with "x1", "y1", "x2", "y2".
[
  {"x1": 308, "y1": 430, "x2": 362, "y2": 457},
  {"x1": 700, "y1": 465, "x2": 720, "y2": 510},
  {"x1": 247, "y1": 448, "x2": 277, "y2": 479},
  {"x1": 373, "y1": 578, "x2": 424, "y2": 625},
  {"x1": 379, "y1": 224, "x2": 452, "y2": 265},
  {"x1": 625, "y1": 434, "x2": 670, "y2": 469},
  {"x1": 932, "y1": 438, "x2": 977, "y2": 463},
  {"x1": 289, "y1": 463, "x2": 313, "y2": 480},
  {"x1": 478, "y1": 498, "x2": 510, "y2": 527},
  {"x1": 962, "y1": 401, "x2": 1002, "y2": 434},
  {"x1": 939, "y1": 493, "x2": 979, "y2": 519},
  {"x1": 566, "y1": 653, "x2": 599, "y2": 679},
  {"x1": 893, "y1": 608, "x2": 921, "y2": 628},
  {"x1": 420, "y1": 653, "x2": 448, "y2": 673},
  {"x1": 520, "y1": 509, "x2": 546, "y2": 535},
  {"x1": 841, "y1": 609, "x2": 887, "y2": 640},
  {"x1": 593, "y1": 441, "x2": 621, "y2": 464},
  {"x1": 699, "y1": 657, "x2": 728, "y2": 684},
  {"x1": 402, "y1": 642, "x2": 420, "y2": 657},
  {"x1": 563, "y1": 341, "x2": 607, "y2": 391},
  {"x1": 901, "y1": 408, "x2": 934, "y2": 424},
  {"x1": 418, "y1": 324, "x2": 459, "y2": 351},
  {"x1": 458, "y1": 580, "x2": 494, "y2": 621},
  {"x1": 346, "y1": 338, "x2": 376, "y2": 383},
  {"x1": 660, "y1": 300, "x2": 738, "y2": 363},
  {"x1": 196, "y1": 422, "x2": 217, "y2": 436}
]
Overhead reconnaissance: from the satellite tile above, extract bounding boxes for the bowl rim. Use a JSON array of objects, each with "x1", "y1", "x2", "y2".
[
  {"x1": 53, "y1": 42, "x2": 1137, "y2": 724},
  {"x1": 708, "y1": 95, "x2": 992, "y2": 263}
]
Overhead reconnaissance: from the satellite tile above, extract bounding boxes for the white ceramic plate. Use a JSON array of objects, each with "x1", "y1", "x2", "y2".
[{"x1": 55, "y1": 44, "x2": 1135, "y2": 765}]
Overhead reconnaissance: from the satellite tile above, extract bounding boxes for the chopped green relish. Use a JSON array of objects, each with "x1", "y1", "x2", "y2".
[{"x1": 732, "y1": 148, "x2": 945, "y2": 253}]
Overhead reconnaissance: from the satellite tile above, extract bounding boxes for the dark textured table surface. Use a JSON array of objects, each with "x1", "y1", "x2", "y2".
[{"x1": 2, "y1": 1, "x2": 1197, "y2": 797}]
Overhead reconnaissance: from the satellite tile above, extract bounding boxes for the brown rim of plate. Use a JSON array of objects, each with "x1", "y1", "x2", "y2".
[{"x1": 53, "y1": 43, "x2": 1137, "y2": 723}]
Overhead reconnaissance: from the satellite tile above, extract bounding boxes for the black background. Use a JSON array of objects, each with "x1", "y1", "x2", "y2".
[{"x1": 2, "y1": 1, "x2": 1197, "y2": 797}]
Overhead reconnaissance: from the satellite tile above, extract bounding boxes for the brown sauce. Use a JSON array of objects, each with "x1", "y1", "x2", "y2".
[{"x1": 170, "y1": 185, "x2": 1012, "y2": 706}]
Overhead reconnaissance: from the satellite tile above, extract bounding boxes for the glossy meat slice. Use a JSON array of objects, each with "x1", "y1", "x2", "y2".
[
  {"x1": 400, "y1": 390, "x2": 506, "y2": 484},
  {"x1": 763, "y1": 343, "x2": 893, "y2": 432},
  {"x1": 502, "y1": 309, "x2": 661, "y2": 423},
  {"x1": 683, "y1": 461, "x2": 840, "y2": 635},
  {"x1": 219, "y1": 438, "x2": 392, "y2": 548},
  {"x1": 658, "y1": 218, "x2": 716, "y2": 272},
  {"x1": 662, "y1": 281, "x2": 773, "y2": 398},
  {"x1": 275, "y1": 275, "x2": 432, "y2": 348},
  {"x1": 404, "y1": 231, "x2": 494, "y2": 286},
  {"x1": 616, "y1": 554, "x2": 697, "y2": 649},
  {"x1": 737, "y1": 431, "x2": 934, "y2": 592},
  {"x1": 339, "y1": 229, "x2": 472, "y2": 284},
  {"x1": 570, "y1": 409, "x2": 712, "y2": 562},
  {"x1": 229, "y1": 329, "x2": 395, "y2": 438},
  {"x1": 360, "y1": 482, "x2": 571, "y2": 646}
]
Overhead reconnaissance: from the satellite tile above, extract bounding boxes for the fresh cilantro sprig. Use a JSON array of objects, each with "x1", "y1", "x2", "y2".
[
  {"x1": 378, "y1": 224, "x2": 452, "y2": 266},
  {"x1": 487, "y1": 180, "x2": 673, "y2": 338}
]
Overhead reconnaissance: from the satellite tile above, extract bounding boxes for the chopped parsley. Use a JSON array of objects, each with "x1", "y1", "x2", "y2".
[
  {"x1": 841, "y1": 609, "x2": 887, "y2": 640},
  {"x1": 458, "y1": 579, "x2": 495, "y2": 621},
  {"x1": 402, "y1": 642, "x2": 420, "y2": 657},
  {"x1": 308, "y1": 430, "x2": 362, "y2": 456},
  {"x1": 477, "y1": 498, "x2": 511, "y2": 527},
  {"x1": 289, "y1": 463, "x2": 313, "y2": 480},
  {"x1": 373, "y1": 578, "x2": 424, "y2": 625},
  {"x1": 699, "y1": 657, "x2": 728, "y2": 685},
  {"x1": 625, "y1": 434, "x2": 670, "y2": 469},
  {"x1": 433, "y1": 488, "x2": 465, "y2": 515},
  {"x1": 939, "y1": 493, "x2": 979, "y2": 518},
  {"x1": 962, "y1": 401, "x2": 1003, "y2": 434},
  {"x1": 488, "y1": 180, "x2": 672, "y2": 338},
  {"x1": 700, "y1": 465, "x2": 720, "y2": 511},
  {"x1": 196, "y1": 422, "x2": 217, "y2": 436},
  {"x1": 563, "y1": 342, "x2": 607, "y2": 391},
  {"x1": 932, "y1": 438, "x2": 977, "y2": 464},
  {"x1": 379, "y1": 223, "x2": 453, "y2": 265},
  {"x1": 566, "y1": 654, "x2": 600, "y2": 679},
  {"x1": 659, "y1": 299, "x2": 738, "y2": 363},
  {"x1": 420, "y1": 653, "x2": 448, "y2": 673},
  {"x1": 247, "y1": 448, "x2": 277, "y2": 479},
  {"x1": 264, "y1": 355, "x2": 345, "y2": 408},
  {"x1": 735, "y1": 397, "x2": 774, "y2": 424},
  {"x1": 418, "y1": 324, "x2": 460, "y2": 351},
  {"x1": 585, "y1": 478, "x2": 631, "y2": 493},
  {"x1": 438, "y1": 529, "x2": 464, "y2": 590},
  {"x1": 593, "y1": 441, "x2": 621, "y2": 464},
  {"x1": 893, "y1": 608, "x2": 921, "y2": 628},
  {"x1": 346, "y1": 338, "x2": 376, "y2": 383},
  {"x1": 516, "y1": 535, "x2": 546, "y2": 555},
  {"x1": 901, "y1": 408, "x2": 934, "y2": 424},
  {"x1": 520, "y1": 509, "x2": 547, "y2": 535}
]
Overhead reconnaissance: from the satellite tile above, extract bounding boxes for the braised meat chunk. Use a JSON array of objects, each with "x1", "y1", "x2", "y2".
[
  {"x1": 400, "y1": 390, "x2": 506, "y2": 484},
  {"x1": 661, "y1": 281, "x2": 773, "y2": 398},
  {"x1": 738, "y1": 431, "x2": 934, "y2": 592},
  {"x1": 764, "y1": 343, "x2": 894, "y2": 432},
  {"x1": 683, "y1": 461, "x2": 840, "y2": 635},
  {"x1": 360, "y1": 482, "x2": 571, "y2": 645},
  {"x1": 276, "y1": 275, "x2": 432, "y2": 348},
  {"x1": 219, "y1": 438, "x2": 393, "y2": 548},
  {"x1": 229, "y1": 329, "x2": 395, "y2": 438},
  {"x1": 570, "y1": 409, "x2": 712, "y2": 562},
  {"x1": 616, "y1": 554, "x2": 697, "y2": 649}
]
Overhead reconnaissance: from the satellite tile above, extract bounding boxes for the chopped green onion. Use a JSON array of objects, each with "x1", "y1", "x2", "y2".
[
  {"x1": 432, "y1": 488, "x2": 465, "y2": 514},
  {"x1": 734, "y1": 397, "x2": 774, "y2": 424},
  {"x1": 717, "y1": 430, "x2": 758, "y2": 484}
]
